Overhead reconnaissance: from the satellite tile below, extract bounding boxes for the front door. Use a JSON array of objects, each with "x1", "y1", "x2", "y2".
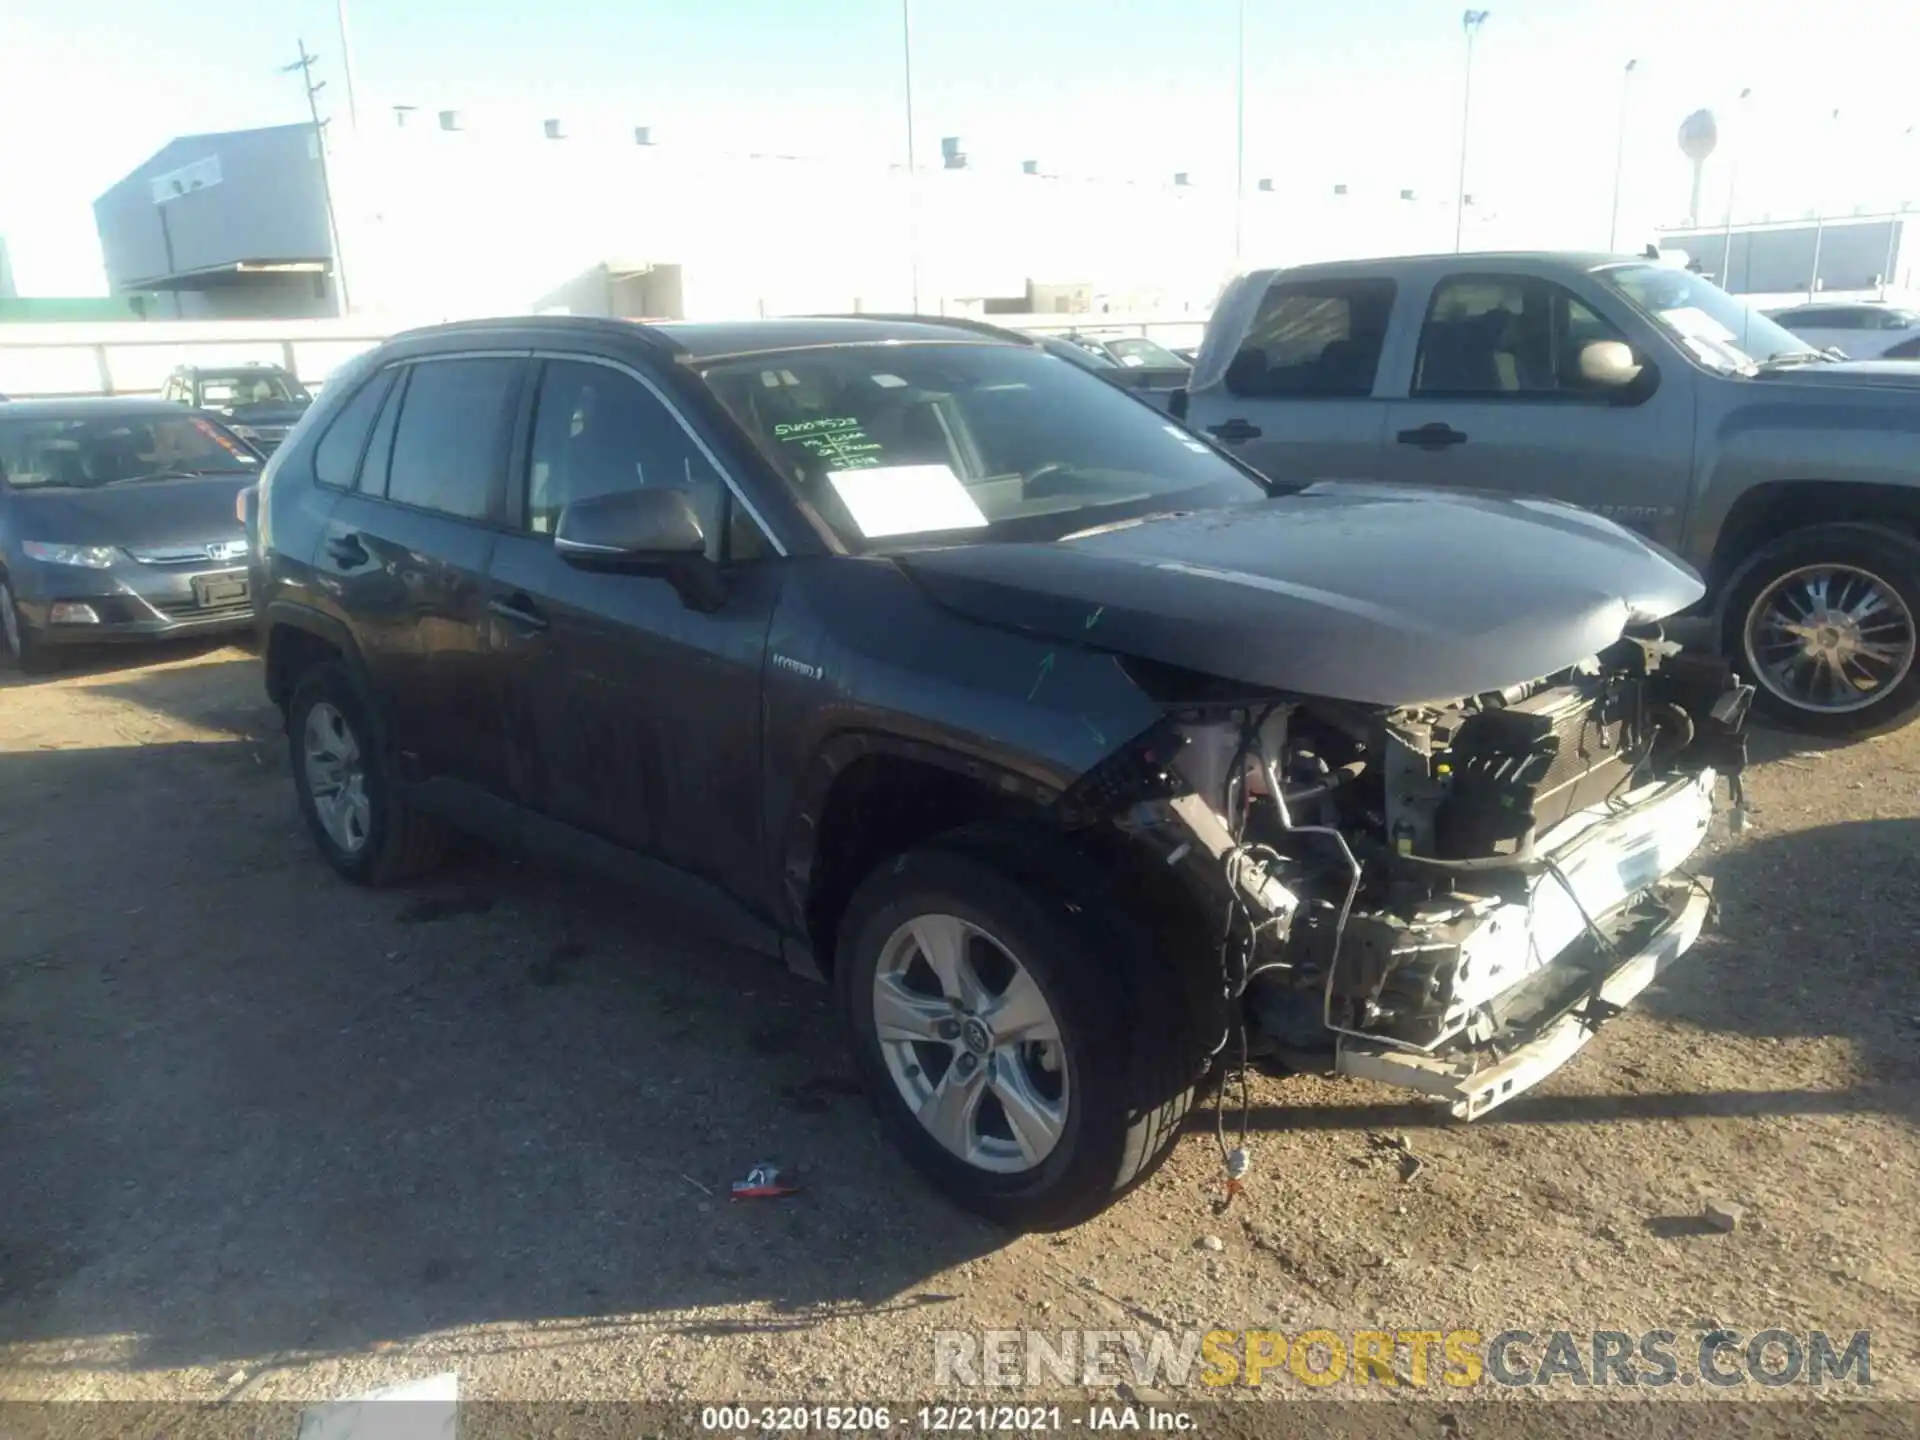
[
  {"x1": 485, "y1": 354, "x2": 781, "y2": 896},
  {"x1": 311, "y1": 353, "x2": 526, "y2": 792},
  {"x1": 1378, "y1": 271, "x2": 1697, "y2": 548}
]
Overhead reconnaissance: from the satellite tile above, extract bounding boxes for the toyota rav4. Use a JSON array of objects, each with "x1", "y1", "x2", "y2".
[{"x1": 249, "y1": 315, "x2": 1752, "y2": 1229}]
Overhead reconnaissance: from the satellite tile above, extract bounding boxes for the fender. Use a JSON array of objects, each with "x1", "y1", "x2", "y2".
[
  {"x1": 775, "y1": 728, "x2": 1066, "y2": 977},
  {"x1": 259, "y1": 599, "x2": 384, "y2": 741}
]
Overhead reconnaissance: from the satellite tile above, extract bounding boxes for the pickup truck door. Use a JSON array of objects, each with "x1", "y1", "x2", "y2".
[
  {"x1": 1186, "y1": 275, "x2": 1397, "y2": 485},
  {"x1": 1378, "y1": 270, "x2": 1696, "y2": 548}
]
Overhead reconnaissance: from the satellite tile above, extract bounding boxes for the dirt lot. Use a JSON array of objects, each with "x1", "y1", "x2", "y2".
[{"x1": 2, "y1": 639, "x2": 1917, "y2": 1407}]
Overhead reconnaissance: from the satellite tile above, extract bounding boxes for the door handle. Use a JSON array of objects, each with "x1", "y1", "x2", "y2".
[
  {"x1": 1206, "y1": 417, "x2": 1263, "y2": 443},
  {"x1": 488, "y1": 593, "x2": 549, "y2": 633},
  {"x1": 324, "y1": 533, "x2": 370, "y2": 568},
  {"x1": 1396, "y1": 423, "x2": 1469, "y2": 450}
]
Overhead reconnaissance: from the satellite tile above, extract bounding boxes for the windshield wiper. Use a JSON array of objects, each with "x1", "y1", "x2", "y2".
[
  {"x1": 105, "y1": 467, "x2": 254, "y2": 485},
  {"x1": 1755, "y1": 350, "x2": 1835, "y2": 370}
]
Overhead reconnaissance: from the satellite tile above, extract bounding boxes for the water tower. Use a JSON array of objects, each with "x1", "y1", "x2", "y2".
[{"x1": 1678, "y1": 109, "x2": 1719, "y2": 226}]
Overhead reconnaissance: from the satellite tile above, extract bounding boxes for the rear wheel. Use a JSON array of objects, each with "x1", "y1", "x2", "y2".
[
  {"x1": 1725, "y1": 523, "x2": 1920, "y2": 737},
  {"x1": 287, "y1": 662, "x2": 446, "y2": 885},
  {"x1": 837, "y1": 836, "x2": 1201, "y2": 1230}
]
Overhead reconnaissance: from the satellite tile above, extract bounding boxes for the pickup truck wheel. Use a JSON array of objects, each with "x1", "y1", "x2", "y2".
[
  {"x1": 287, "y1": 663, "x2": 447, "y2": 885},
  {"x1": 1725, "y1": 524, "x2": 1920, "y2": 737},
  {"x1": 837, "y1": 840, "x2": 1198, "y2": 1231}
]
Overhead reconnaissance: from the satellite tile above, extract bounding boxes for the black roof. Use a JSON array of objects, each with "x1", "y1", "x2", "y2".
[
  {"x1": 0, "y1": 396, "x2": 194, "y2": 420},
  {"x1": 389, "y1": 313, "x2": 1033, "y2": 364}
]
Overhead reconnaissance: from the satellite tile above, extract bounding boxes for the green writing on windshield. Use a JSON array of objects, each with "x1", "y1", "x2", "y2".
[{"x1": 773, "y1": 416, "x2": 884, "y2": 469}]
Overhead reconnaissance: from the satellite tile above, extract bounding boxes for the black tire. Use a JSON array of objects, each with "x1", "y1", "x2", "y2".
[
  {"x1": 1722, "y1": 523, "x2": 1920, "y2": 738},
  {"x1": 287, "y1": 661, "x2": 446, "y2": 885},
  {"x1": 836, "y1": 830, "x2": 1203, "y2": 1231},
  {"x1": 0, "y1": 579, "x2": 52, "y2": 674}
]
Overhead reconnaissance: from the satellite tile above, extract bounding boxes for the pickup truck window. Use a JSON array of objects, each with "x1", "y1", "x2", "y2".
[
  {"x1": 1226, "y1": 278, "x2": 1395, "y2": 399},
  {"x1": 1414, "y1": 275, "x2": 1628, "y2": 397}
]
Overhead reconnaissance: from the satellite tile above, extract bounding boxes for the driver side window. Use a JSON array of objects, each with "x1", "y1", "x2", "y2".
[
  {"x1": 1414, "y1": 275, "x2": 1629, "y2": 398},
  {"x1": 524, "y1": 359, "x2": 767, "y2": 560}
]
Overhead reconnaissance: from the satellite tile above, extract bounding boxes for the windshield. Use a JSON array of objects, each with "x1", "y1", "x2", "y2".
[
  {"x1": 1037, "y1": 335, "x2": 1119, "y2": 370},
  {"x1": 700, "y1": 342, "x2": 1266, "y2": 549},
  {"x1": 1595, "y1": 263, "x2": 1815, "y2": 370},
  {"x1": 196, "y1": 371, "x2": 310, "y2": 406},
  {"x1": 0, "y1": 413, "x2": 260, "y2": 489},
  {"x1": 1103, "y1": 337, "x2": 1191, "y2": 370}
]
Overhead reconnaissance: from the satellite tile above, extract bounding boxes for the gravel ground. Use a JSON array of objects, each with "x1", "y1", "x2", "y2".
[{"x1": 1, "y1": 640, "x2": 1916, "y2": 1408}]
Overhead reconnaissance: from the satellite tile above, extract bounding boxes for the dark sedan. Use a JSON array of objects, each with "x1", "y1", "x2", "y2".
[{"x1": 0, "y1": 398, "x2": 262, "y2": 669}]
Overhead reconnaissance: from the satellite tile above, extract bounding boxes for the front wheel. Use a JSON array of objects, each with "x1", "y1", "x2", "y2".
[
  {"x1": 0, "y1": 580, "x2": 50, "y2": 674},
  {"x1": 837, "y1": 839, "x2": 1199, "y2": 1230},
  {"x1": 1724, "y1": 523, "x2": 1920, "y2": 738}
]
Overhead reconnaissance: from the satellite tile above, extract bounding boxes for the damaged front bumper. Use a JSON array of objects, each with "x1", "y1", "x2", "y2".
[
  {"x1": 1339, "y1": 877, "x2": 1712, "y2": 1119},
  {"x1": 1329, "y1": 767, "x2": 1721, "y2": 1119}
]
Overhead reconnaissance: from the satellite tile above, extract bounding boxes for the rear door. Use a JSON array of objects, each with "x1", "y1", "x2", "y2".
[
  {"x1": 484, "y1": 353, "x2": 782, "y2": 893},
  {"x1": 311, "y1": 351, "x2": 528, "y2": 792},
  {"x1": 1378, "y1": 270, "x2": 1697, "y2": 547},
  {"x1": 1193, "y1": 274, "x2": 1397, "y2": 485}
]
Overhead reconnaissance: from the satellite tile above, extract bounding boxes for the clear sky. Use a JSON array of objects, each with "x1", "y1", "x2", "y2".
[{"x1": 2, "y1": 0, "x2": 1916, "y2": 295}]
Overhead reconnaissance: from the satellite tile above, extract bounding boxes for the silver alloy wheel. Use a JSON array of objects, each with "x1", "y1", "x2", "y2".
[
  {"x1": 303, "y1": 701, "x2": 372, "y2": 854},
  {"x1": 0, "y1": 585, "x2": 19, "y2": 660},
  {"x1": 1744, "y1": 563, "x2": 1918, "y2": 715},
  {"x1": 872, "y1": 913, "x2": 1070, "y2": 1175}
]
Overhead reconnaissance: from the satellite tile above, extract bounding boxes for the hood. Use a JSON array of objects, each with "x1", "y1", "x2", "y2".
[
  {"x1": 1757, "y1": 360, "x2": 1920, "y2": 391},
  {"x1": 219, "y1": 400, "x2": 310, "y2": 425},
  {"x1": 895, "y1": 483, "x2": 1705, "y2": 707},
  {"x1": 5, "y1": 475, "x2": 253, "y2": 550}
]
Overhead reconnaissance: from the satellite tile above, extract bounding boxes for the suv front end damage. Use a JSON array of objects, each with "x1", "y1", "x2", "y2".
[{"x1": 1065, "y1": 630, "x2": 1753, "y2": 1119}]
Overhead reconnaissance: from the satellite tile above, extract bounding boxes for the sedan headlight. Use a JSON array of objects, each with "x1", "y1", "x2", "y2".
[{"x1": 21, "y1": 541, "x2": 119, "y2": 568}]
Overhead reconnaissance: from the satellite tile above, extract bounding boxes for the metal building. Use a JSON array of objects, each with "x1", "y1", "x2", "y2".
[
  {"x1": 92, "y1": 124, "x2": 341, "y2": 319},
  {"x1": 1655, "y1": 215, "x2": 1918, "y2": 303}
]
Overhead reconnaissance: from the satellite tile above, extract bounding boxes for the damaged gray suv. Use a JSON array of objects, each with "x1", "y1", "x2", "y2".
[{"x1": 251, "y1": 315, "x2": 1753, "y2": 1229}]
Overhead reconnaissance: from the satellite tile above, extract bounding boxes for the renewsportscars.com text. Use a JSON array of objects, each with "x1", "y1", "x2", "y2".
[{"x1": 932, "y1": 1327, "x2": 1874, "y2": 1391}]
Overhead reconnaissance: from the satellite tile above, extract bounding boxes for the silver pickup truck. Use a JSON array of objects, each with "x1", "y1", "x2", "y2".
[{"x1": 1179, "y1": 251, "x2": 1920, "y2": 736}]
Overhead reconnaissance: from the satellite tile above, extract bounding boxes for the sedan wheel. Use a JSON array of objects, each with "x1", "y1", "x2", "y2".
[{"x1": 872, "y1": 913, "x2": 1071, "y2": 1174}]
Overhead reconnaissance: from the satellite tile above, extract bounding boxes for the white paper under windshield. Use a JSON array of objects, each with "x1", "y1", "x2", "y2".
[{"x1": 827, "y1": 463, "x2": 989, "y2": 539}]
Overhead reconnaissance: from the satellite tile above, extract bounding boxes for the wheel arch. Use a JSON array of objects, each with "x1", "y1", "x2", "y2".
[
  {"x1": 1707, "y1": 481, "x2": 1920, "y2": 610},
  {"x1": 783, "y1": 732, "x2": 1062, "y2": 978},
  {"x1": 262, "y1": 601, "x2": 366, "y2": 711}
]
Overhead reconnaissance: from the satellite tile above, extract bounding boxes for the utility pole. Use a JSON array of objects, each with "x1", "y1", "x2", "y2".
[
  {"x1": 902, "y1": 0, "x2": 921, "y2": 313},
  {"x1": 1608, "y1": 59, "x2": 1638, "y2": 252},
  {"x1": 334, "y1": 0, "x2": 362, "y2": 131},
  {"x1": 283, "y1": 39, "x2": 352, "y2": 315},
  {"x1": 1720, "y1": 87, "x2": 1751, "y2": 286},
  {"x1": 1234, "y1": 0, "x2": 1247, "y2": 265},
  {"x1": 1454, "y1": 10, "x2": 1489, "y2": 254}
]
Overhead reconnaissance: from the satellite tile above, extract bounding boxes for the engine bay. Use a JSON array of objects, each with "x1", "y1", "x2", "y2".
[{"x1": 1084, "y1": 628, "x2": 1754, "y2": 1088}]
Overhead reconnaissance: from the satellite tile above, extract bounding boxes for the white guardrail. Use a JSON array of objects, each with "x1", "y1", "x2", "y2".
[{"x1": 0, "y1": 313, "x2": 1209, "y2": 400}]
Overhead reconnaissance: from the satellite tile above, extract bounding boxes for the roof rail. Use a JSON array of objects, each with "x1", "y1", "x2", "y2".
[
  {"x1": 802, "y1": 313, "x2": 1039, "y2": 345},
  {"x1": 398, "y1": 313, "x2": 691, "y2": 360}
]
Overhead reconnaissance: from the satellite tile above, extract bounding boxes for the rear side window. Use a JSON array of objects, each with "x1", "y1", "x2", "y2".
[
  {"x1": 382, "y1": 357, "x2": 522, "y2": 520},
  {"x1": 312, "y1": 367, "x2": 397, "y2": 489},
  {"x1": 1227, "y1": 278, "x2": 1395, "y2": 398}
]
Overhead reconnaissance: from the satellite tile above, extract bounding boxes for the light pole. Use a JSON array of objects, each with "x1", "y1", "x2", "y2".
[
  {"x1": 1608, "y1": 59, "x2": 1638, "y2": 252},
  {"x1": 1807, "y1": 108, "x2": 1845, "y2": 302},
  {"x1": 902, "y1": 0, "x2": 921, "y2": 313},
  {"x1": 1234, "y1": 0, "x2": 1247, "y2": 265},
  {"x1": 1719, "y1": 86, "x2": 1751, "y2": 286},
  {"x1": 1883, "y1": 124, "x2": 1915, "y2": 299},
  {"x1": 1454, "y1": 10, "x2": 1489, "y2": 253}
]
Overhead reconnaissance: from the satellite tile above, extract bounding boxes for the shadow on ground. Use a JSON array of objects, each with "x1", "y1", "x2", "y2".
[{"x1": 0, "y1": 717, "x2": 998, "y2": 1375}]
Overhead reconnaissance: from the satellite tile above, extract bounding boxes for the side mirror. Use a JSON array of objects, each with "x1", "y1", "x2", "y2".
[
  {"x1": 554, "y1": 487, "x2": 722, "y2": 609},
  {"x1": 1578, "y1": 340, "x2": 1644, "y2": 389}
]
